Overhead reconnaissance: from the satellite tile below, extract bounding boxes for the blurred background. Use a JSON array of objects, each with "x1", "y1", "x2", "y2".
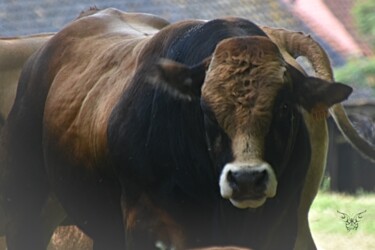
[{"x1": 0, "y1": 0, "x2": 374, "y2": 249}]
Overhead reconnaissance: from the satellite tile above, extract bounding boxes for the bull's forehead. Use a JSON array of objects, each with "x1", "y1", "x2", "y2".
[{"x1": 202, "y1": 36, "x2": 287, "y2": 138}]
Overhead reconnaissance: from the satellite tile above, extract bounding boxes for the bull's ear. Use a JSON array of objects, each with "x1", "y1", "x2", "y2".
[
  {"x1": 296, "y1": 77, "x2": 352, "y2": 116},
  {"x1": 149, "y1": 58, "x2": 208, "y2": 101}
]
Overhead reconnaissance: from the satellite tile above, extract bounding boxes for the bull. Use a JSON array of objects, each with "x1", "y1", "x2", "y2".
[{"x1": 1, "y1": 8, "x2": 374, "y2": 250}]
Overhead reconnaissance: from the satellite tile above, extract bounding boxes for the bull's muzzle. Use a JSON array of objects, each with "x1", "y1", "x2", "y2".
[{"x1": 219, "y1": 162, "x2": 277, "y2": 208}]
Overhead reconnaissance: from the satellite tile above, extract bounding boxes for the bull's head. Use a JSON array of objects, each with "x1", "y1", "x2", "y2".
[{"x1": 151, "y1": 36, "x2": 352, "y2": 209}]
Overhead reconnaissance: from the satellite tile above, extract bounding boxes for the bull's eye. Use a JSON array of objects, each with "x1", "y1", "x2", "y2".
[
  {"x1": 282, "y1": 103, "x2": 288, "y2": 111},
  {"x1": 279, "y1": 103, "x2": 290, "y2": 117}
]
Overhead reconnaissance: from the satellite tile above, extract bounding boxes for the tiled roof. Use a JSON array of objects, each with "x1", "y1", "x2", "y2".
[
  {"x1": 0, "y1": 0, "x2": 344, "y2": 66},
  {"x1": 0, "y1": 0, "x2": 304, "y2": 35}
]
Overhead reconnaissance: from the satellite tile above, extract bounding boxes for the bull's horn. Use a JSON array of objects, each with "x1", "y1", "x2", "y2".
[
  {"x1": 330, "y1": 104, "x2": 375, "y2": 162},
  {"x1": 262, "y1": 26, "x2": 332, "y2": 80},
  {"x1": 262, "y1": 26, "x2": 375, "y2": 162}
]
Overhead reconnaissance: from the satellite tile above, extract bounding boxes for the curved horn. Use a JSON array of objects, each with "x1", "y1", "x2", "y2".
[
  {"x1": 330, "y1": 104, "x2": 375, "y2": 161},
  {"x1": 261, "y1": 27, "x2": 333, "y2": 80},
  {"x1": 262, "y1": 26, "x2": 375, "y2": 162}
]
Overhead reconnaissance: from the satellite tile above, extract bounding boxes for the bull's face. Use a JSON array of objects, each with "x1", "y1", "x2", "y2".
[
  {"x1": 150, "y1": 36, "x2": 352, "y2": 209},
  {"x1": 202, "y1": 37, "x2": 286, "y2": 208}
]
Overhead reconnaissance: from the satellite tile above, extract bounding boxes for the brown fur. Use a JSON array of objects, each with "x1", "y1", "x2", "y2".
[
  {"x1": 43, "y1": 9, "x2": 164, "y2": 169},
  {"x1": 202, "y1": 36, "x2": 287, "y2": 158}
]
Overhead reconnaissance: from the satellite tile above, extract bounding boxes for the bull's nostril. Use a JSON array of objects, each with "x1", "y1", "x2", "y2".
[
  {"x1": 227, "y1": 170, "x2": 239, "y2": 191},
  {"x1": 255, "y1": 169, "x2": 268, "y2": 186}
]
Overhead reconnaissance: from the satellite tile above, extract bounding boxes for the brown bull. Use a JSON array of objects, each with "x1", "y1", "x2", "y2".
[{"x1": 1, "y1": 8, "x2": 374, "y2": 250}]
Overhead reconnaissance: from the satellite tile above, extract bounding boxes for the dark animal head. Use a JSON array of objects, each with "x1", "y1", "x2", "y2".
[{"x1": 150, "y1": 36, "x2": 352, "y2": 208}]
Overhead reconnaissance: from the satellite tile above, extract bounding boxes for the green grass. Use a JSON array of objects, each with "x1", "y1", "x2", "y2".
[{"x1": 310, "y1": 191, "x2": 375, "y2": 250}]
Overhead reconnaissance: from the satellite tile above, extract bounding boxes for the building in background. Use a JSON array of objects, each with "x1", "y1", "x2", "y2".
[{"x1": 0, "y1": 0, "x2": 345, "y2": 65}]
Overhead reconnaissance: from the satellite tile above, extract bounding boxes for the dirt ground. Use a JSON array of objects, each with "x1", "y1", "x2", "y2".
[
  {"x1": 0, "y1": 226, "x2": 92, "y2": 250},
  {"x1": 0, "y1": 228, "x2": 252, "y2": 250}
]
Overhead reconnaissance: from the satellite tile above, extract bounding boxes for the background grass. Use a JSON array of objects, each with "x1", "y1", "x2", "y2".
[{"x1": 310, "y1": 191, "x2": 375, "y2": 250}]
